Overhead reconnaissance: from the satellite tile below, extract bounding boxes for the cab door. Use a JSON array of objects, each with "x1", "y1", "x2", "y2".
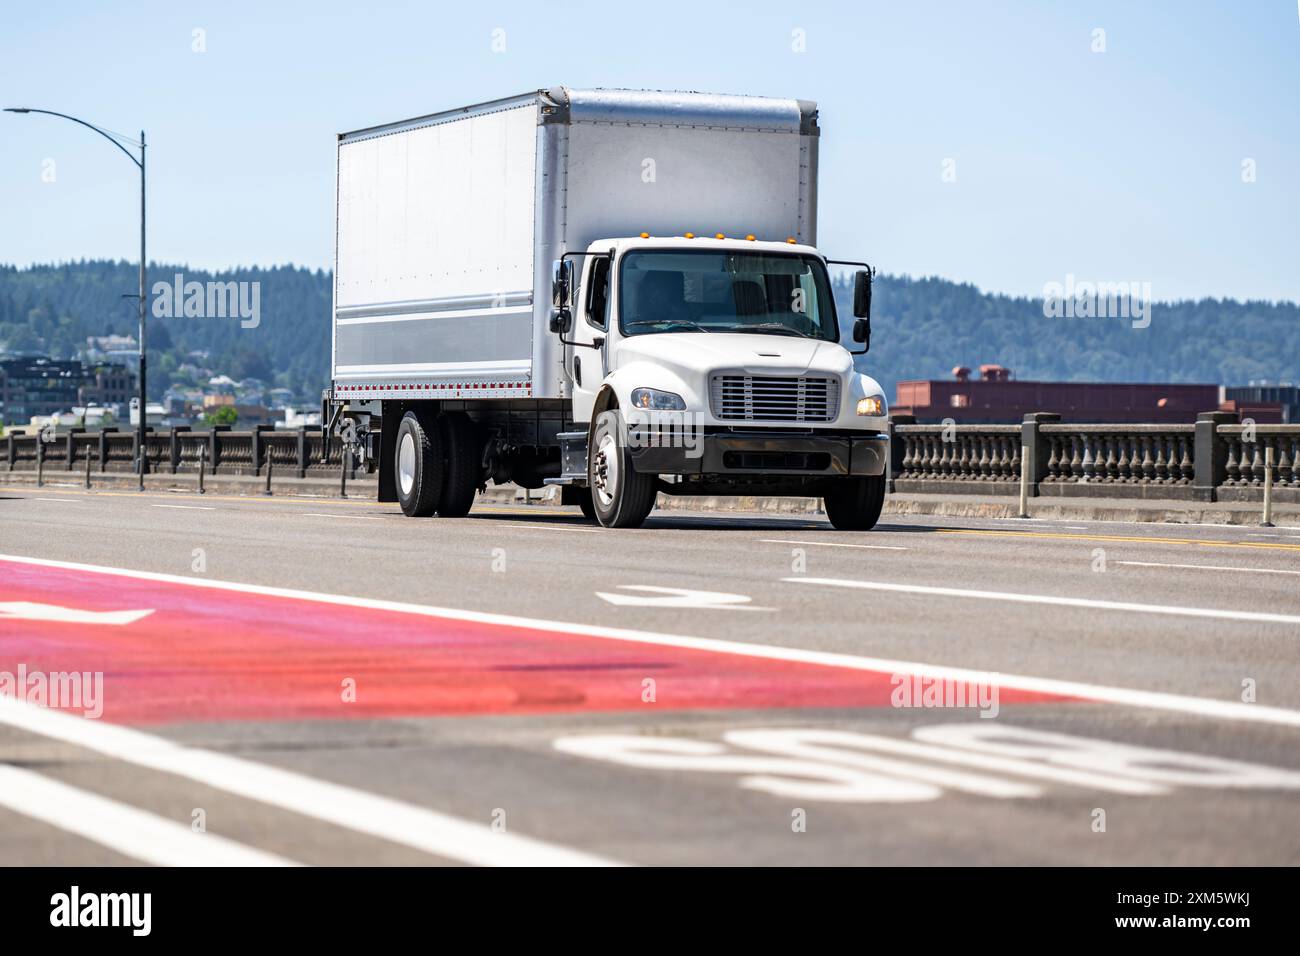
[{"x1": 569, "y1": 252, "x2": 612, "y2": 424}]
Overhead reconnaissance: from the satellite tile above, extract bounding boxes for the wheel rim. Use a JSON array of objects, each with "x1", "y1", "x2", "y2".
[
  {"x1": 397, "y1": 432, "x2": 416, "y2": 496},
  {"x1": 592, "y1": 432, "x2": 619, "y2": 507}
]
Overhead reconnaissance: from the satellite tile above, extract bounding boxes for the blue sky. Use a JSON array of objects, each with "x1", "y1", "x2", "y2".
[{"x1": 2, "y1": 0, "x2": 1297, "y2": 302}]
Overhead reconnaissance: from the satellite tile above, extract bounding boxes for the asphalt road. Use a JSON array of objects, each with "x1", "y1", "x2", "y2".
[{"x1": 2, "y1": 482, "x2": 1299, "y2": 866}]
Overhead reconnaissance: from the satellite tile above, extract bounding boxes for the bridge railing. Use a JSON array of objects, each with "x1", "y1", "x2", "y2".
[
  {"x1": 891, "y1": 411, "x2": 1299, "y2": 503},
  {"x1": 6, "y1": 415, "x2": 1298, "y2": 504},
  {"x1": 3, "y1": 426, "x2": 365, "y2": 479}
]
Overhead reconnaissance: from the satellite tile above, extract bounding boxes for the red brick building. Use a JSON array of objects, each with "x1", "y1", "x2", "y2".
[{"x1": 892, "y1": 365, "x2": 1283, "y2": 424}]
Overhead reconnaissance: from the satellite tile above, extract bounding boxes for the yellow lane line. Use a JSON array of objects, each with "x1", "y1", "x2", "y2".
[{"x1": 935, "y1": 527, "x2": 1300, "y2": 553}]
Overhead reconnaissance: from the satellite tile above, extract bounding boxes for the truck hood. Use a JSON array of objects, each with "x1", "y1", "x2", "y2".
[{"x1": 614, "y1": 332, "x2": 853, "y2": 378}]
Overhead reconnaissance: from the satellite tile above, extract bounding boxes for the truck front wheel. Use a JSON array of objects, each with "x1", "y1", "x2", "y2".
[
  {"x1": 824, "y1": 474, "x2": 886, "y2": 531},
  {"x1": 589, "y1": 410, "x2": 657, "y2": 528},
  {"x1": 394, "y1": 410, "x2": 443, "y2": 517}
]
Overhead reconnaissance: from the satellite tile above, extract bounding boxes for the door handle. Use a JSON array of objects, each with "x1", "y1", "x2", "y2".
[{"x1": 573, "y1": 355, "x2": 582, "y2": 386}]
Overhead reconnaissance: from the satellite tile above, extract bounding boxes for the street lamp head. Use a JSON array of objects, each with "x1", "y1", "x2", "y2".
[{"x1": 4, "y1": 107, "x2": 32, "y2": 113}]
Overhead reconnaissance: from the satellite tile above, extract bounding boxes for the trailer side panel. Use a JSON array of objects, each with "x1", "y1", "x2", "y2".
[{"x1": 334, "y1": 98, "x2": 539, "y2": 398}]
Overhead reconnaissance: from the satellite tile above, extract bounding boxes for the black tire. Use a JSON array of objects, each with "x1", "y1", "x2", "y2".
[
  {"x1": 438, "y1": 411, "x2": 480, "y2": 517},
  {"x1": 394, "y1": 410, "x2": 442, "y2": 517},
  {"x1": 824, "y1": 474, "x2": 887, "y2": 531},
  {"x1": 575, "y1": 486, "x2": 596, "y2": 521},
  {"x1": 588, "y1": 410, "x2": 657, "y2": 529}
]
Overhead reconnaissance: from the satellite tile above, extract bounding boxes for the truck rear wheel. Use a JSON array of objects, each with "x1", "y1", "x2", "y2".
[
  {"x1": 438, "y1": 411, "x2": 480, "y2": 517},
  {"x1": 589, "y1": 410, "x2": 657, "y2": 529},
  {"x1": 395, "y1": 410, "x2": 442, "y2": 517},
  {"x1": 575, "y1": 486, "x2": 596, "y2": 521},
  {"x1": 824, "y1": 474, "x2": 886, "y2": 531}
]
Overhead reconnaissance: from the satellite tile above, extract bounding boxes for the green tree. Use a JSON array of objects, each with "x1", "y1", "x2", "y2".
[{"x1": 203, "y1": 405, "x2": 239, "y2": 427}]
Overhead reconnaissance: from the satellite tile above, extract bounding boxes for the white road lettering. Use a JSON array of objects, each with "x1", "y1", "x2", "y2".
[{"x1": 555, "y1": 725, "x2": 1300, "y2": 804}]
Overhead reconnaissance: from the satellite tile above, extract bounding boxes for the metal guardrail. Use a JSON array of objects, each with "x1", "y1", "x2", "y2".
[
  {"x1": 890, "y1": 411, "x2": 1299, "y2": 503},
  {"x1": 6, "y1": 414, "x2": 1296, "y2": 507},
  {"x1": 2, "y1": 426, "x2": 364, "y2": 480}
]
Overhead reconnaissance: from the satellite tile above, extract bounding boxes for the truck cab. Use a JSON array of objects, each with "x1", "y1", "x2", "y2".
[{"x1": 549, "y1": 235, "x2": 889, "y2": 528}]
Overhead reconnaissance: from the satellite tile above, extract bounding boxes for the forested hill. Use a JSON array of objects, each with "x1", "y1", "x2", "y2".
[
  {"x1": 0, "y1": 260, "x2": 1295, "y2": 401},
  {"x1": 0, "y1": 260, "x2": 330, "y2": 400}
]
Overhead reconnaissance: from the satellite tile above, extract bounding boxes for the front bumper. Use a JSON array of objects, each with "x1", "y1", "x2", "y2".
[{"x1": 627, "y1": 429, "x2": 888, "y2": 477}]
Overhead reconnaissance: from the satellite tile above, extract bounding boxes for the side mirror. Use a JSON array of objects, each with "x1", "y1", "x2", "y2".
[
  {"x1": 853, "y1": 268, "x2": 873, "y2": 319},
  {"x1": 852, "y1": 318, "x2": 870, "y2": 343},
  {"x1": 552, "y1": 258, "x2": 574, "y2": 309},
  {"x1": 549, "y1": 309, "x2": 572, "y2": 334}
]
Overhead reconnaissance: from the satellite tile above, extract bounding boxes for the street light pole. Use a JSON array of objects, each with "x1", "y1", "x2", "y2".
[
  {"x1": 138, "y1": 130, "x2": 147, "y2": 490},
  {"x1": 4, "y1": 107, "x2": 148, "y2": 488}
]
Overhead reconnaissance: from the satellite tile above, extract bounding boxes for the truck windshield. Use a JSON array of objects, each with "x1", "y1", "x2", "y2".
[{"x1": 618, "y1": 250, "x2": 839, "y2": 340}]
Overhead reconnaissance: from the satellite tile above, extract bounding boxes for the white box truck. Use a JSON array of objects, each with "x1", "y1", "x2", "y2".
[{"x1": 327, "y1": 87, "x2": 889, "y2": 528}]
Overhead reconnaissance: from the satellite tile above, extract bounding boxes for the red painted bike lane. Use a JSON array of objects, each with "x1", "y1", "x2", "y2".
[{"x1": 0, "y1": 558, "x2": 1069, "y2": 724}]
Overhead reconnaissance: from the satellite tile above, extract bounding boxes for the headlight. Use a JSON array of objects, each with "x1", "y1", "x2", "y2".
[
  {"x1": 631, "y1": 387, "x2": 687, "y2": 411},
  {"x1": 856, "y1": 395, "x2": 886, "y2": 416}
]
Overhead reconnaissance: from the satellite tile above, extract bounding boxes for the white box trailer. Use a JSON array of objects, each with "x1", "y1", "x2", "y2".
[{"x1": 329, "y1": 87, "x2": 891, "y2": 529}]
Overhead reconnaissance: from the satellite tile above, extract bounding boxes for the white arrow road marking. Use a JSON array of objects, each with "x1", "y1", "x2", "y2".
[
  {"x1": 594, "y1": 585, "x2": 771, "y2": 611},
  {"x1": 0, "y1": 602, "x2": 155, "y2": 626},
  {"x1": 0, "y1": 764, "x2": 300, "y2": 867}
]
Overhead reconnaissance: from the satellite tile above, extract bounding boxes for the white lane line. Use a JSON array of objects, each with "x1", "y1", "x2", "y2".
[
  {"x1": 299, "y1": 513, "x2": 383, "y2": 521},
  {"x1": 0, "y1": 763, "x2": 298, "y2": 866},
  {"x1": 786, "y1": 576, "x2": 1300, "y2": 627},
  {"x1": 151, "y1": 504, "x2": 216, "y2": 511},
  {"x1": 760, "y1": 539, "x2": 908, "y2": 551},
  {"x1": 2, "y1": 552, "x2": 1299, "y2": 729},
  {"x1": 1118, "y1": 560, "x2": 1300, "y2": 577},
  {"x1": 33, "y1": 497, "x2": 82, "y2": 503},
  {"x1": 0, "y1": 696, "x2": 619, "y2": 867}
]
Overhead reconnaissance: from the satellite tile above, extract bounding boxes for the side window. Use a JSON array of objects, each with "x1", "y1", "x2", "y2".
[{"x1": 587, "y1": 257, "x2": 610, "y2": 330}]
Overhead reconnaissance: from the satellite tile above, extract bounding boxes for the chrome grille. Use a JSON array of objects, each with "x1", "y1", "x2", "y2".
[{"x1": 709, "y1": 375, "x2": 840, "y2": 423}]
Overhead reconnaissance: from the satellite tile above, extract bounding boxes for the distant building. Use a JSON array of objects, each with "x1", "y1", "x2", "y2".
[
  {"x1": 78, "y1": 364, "x2": 134, "y2": 409},
  {"x1": 232, "y1": 404, "x2": 276, "y2": 427},
  {"x1": 84, "y1": 334, "x2": 139, "y2": 361},
  {"x1": 892, "y1": 365, "x2": 1281, "y2": 424},
  {"x1": 0, "y1": 357, "x2": 136, "y2": 426},
  {"x1": 1223, "y1": 384, "x2": 1300, "y2": 424},
  {"x1": 128, "y1": 399, "x2": 169, "y2": 428},
  {"x1": 280, "y1": 408, "x2": 322, "y2": 429}
]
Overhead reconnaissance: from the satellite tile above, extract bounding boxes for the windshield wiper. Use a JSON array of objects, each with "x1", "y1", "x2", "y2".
[
  {"x1": 627, "y1": 320, "x2": 711, "y2": 333},
  {"x1": 738, "y1": 325, "x2": 816, "y2": 339}
]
